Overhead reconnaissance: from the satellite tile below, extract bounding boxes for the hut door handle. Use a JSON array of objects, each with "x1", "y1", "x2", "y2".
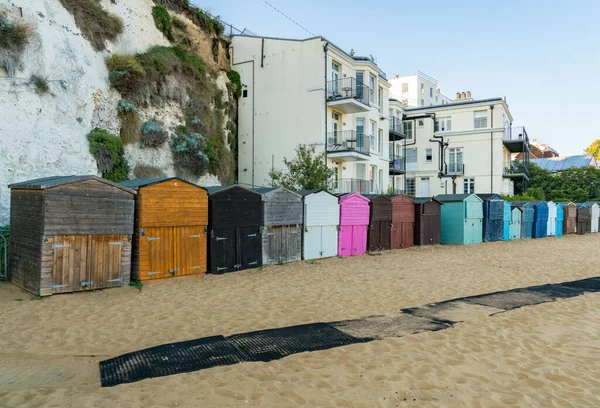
[
  {"x1": 80, "y1": 281, "x2": 93, "y2": 287},
  {"x1": 169, "y1": 269, "x2": 178, "y2": 275}
]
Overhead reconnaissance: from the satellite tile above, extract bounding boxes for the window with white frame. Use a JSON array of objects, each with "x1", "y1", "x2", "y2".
[
  {"x1": 406, "y1": 148, "x2": 417, "y2": 171},
  {"x1": 402, "y1": 83, "x2": 408, "y2": 93},
  {"x1": 429, "y1": 87, "x2": 433, "y2": 97},
  {"x1": 436, "y1": 116, "x2": 452, "y2": 132},
  {"x1": 420, "y1": 99, "x2": 424, "y2": 107},
  {"x1": 426, "y1": 148, "x2": 433, "y2": 163},
  {"x1": 378, "y1": 170, "x2": 383, "y2": 193},
  {"x1": 448, "y1": 148, "x2": 463, "y2": 174},
  {"x1": 474, "y1": 110, "x2": 488, "y2": 129},
  {"x1": 370, "y1": 121, "x2": 376, "y2": 150},
  {"x1": 463, "y1": 178, "x2": 475, "y2": 194},
  {"x1": 404, "y1": 121, "x2": 413, "y2": 140},
  {"x1": 369, "y1": 75, "x2": 376, "y2": 104},
  {"x1": 331, "y1": 61, "x2": 340, "y2": 94},
  {"x1": 406, "y1": 178, "x2": 416, "y2": 196},
  {"x1": 420, "y1": 83, "x2": 424, "y2": 94},
  {"x1": 418, "y1": 119, "x2": 424, "y2": 127},
  {"x1": 378, "y1": 128, "x2": 383, "y2": 154},
  {"x1": 370, "y1": 165, "x2": 377, "y2": 192},
  {"x1": 378, "y1": 87, "x2": 383, "y2": 111}
]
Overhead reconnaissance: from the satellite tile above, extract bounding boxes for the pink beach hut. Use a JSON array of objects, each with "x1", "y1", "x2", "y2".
[{"x1": 337, "y1": 193, "x2": 370, "y2": 256}]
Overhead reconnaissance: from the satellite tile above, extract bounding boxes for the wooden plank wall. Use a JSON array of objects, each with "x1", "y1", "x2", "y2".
[
  {"x1": 304, "y1": 192, "x2": 339, "y2": 227},
  {"x1": 339, "y1": 194, "x2": 370, "y2": 226},
  {"x1": 262, "y1": 190, "x2": 303, "y2": 226},
  {"x1": 209, "y1": 187, "x2": 262, "y2": 229},
  {"x1": 9, "y1": 189, "x2": 44, "y2": 295},
  {"x1": 139, "y1": 181, "x2": 208, "y2": 227},
  {"x1": 369, "y1": 197, "x2": 392, "y2": 222},
  {"x1": 43, "y1": 180, "x2": 134, "y2": 235}
]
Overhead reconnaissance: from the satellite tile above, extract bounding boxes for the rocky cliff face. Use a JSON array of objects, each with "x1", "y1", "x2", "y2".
[{"x1": 0, "y1": 0, "x2": 237, "y2": 224}]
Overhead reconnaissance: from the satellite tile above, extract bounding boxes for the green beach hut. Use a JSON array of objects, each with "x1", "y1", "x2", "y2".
[{"x1": 435, "y1": 194, "x2": 484, "y2": 245}]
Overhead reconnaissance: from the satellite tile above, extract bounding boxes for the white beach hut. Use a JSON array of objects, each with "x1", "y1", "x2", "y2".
[
  {"x1": 588, "y1": 202, "x2": 600, "y2": 233},
  {"x1": 299, "y1": 190, "x2": 340, "y2": 260},
  {"x1": 546, "y1": 201, "x2": 557, "y2": 236}
]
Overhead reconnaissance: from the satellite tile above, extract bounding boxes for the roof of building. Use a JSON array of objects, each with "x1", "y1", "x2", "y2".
[
  {"x1": 476, "y1": 193, "x2": 505, "y2": 201},
  {"x1": 529, "y1": 155, "x2": 596, "y2": 172},
  {"x1": 435, "y1": 194, "x2": 480, "y2": 202},
  {"x1": 252, "y1": 187, "x2": 278, "y2": 194},
  {"x1": 296, "y1": 189, "x2": 326, "y2": 197},
  {"x1": 404, "y1": 97, "x2": 505, "y2": 112},
  {"x1": 204, "y1": 185, "x2": 250, "y2": 194},
  {"x1": 413, "y1": 197, "x2": 443, "y2": 205},
  {"x1": 9, "y1": 175, "x2": 136, "y2": 193},
  {"x1": 120, "y1": 177, "x2": 204, "y2": 190}
]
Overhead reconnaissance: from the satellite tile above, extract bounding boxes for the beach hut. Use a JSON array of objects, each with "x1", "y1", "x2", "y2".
[
  {"x1": 511, "y1": 201, "x2": 534, "y2": 239},
  {"x1": 576, "y1": 204, "x2": 590, "y2": 235},
  {"x1": 509, "y1": 206, "x2": 522, "y2": 240},
  {"x1": 206, "y1": 185, "x2": 263, "y2": 273},
  {"x1": 390, "y1": 194, "x2": 415, "y2": 249},
  {"x1": 555, "y1": 204, "x2": 564, "y2": 237},
  {"x1": 254, "y1": 187, "x2": 303, "y2": 265},
  {"x1": 584, "y1": 202, "x2": 600, "y2": 233},
  {"x1": 120, "y1": 178, "x2": 208, "y2": 281},
  {"x1": 477, "y1": 194, "x2": 505, "y2": 242},
  {"x1": 435, "y1": 194, "x2": 483, "y2": 245},
  {"x1": 559, "y1": 202, "x2": 577, "y2": 234},
  {"x1": 8, "y1": 176, "x2": 135, "y2": 296},
  {"x1": 503, "y1": 201, "x2": 511, "y2": 240},
  {"x1": 530, "y1": 201, "x2": 549, "y2": 238},
  {"x1": 365, "y1": 195, "x2": 392, "y2": 252},
  {"x1": 546, "y1": 201, "x2": 557, "y2": 236},
  {"x1": 298, "y1": 190, "x2": 339, "y2": 260},
  {"x1": 338, "y1": 193, "x2": 370, "y2": 256},
  {"x1": 413, "y1": 197, "x2": 442, "y2": 245}
]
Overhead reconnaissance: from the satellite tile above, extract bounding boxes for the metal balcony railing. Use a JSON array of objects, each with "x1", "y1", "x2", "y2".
[
  {"x1": 503, "y1": 161, "x2": 529, "y2": 176},
  {"x1": 389, "y1": 117, "x2": 404, "y2": 134},
  {"x1": 503, "y1": 126, "x2": 529, "y2": 143},
  {"x1": 330, "y1": 178, "x2": 371, "y2": 195},
  {"x1": 327, "y1": 130, "x2": 371, "y2": 156},
  {"x1": 446, "y1": 163, "x2": 465, "y2": 175},
  {"x1": 390, "y1": 156, "x2": 406, "y2": 171},
  {"x1": 326, "y1": 77, "x2": 370, "y2": 106}
]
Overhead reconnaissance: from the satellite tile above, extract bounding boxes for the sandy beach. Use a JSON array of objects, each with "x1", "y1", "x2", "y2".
[{"x1": 1, "y1": 234, "x2": 599, "y2": 407}]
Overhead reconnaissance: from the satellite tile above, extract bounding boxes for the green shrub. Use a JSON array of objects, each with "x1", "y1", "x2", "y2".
[
  {"x1": 171, "y1": 126, "x2": 209, "y2": 177},
  {"x1": 172, "y1": 17, "x2": 186, "y2": 31},
  {"x1": 87, "y1": 128, "x2": 130, "y2": 182},
  {"x1": 0, "y1": 14, "x2": 32, "y2": 74},
  {"x1": 152, "y1": 5, "x2": 173, "y2": 39},
  {"x1": 58, "y1": 0, "x2": 123, "y2": 51},
  {"x1": 106, "y1": 54, "x2": 145, "y2": 75},
  {"x1": 133, "y1": 164, "x2": 166, "y2": 179},
  {"x1": 227, "y1": 70, "x2": 242, "y2": 98},
  {"x1": 31, "y1": 75, "x2": 49, "y2": 94},
  {"x1": 117, "y1": 99, "x2": 138, "y2": 114},
  {"x1": 140, "y1": 120, "x2": 168, "y2": 148},
  {"x1": 106, "y1": 54, "x2": 146, "y2": 95}
]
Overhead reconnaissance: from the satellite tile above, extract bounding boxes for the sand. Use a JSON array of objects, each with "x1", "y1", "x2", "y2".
[{"x1": 0, "y1": 234, "x2": 599, "y2": 407}]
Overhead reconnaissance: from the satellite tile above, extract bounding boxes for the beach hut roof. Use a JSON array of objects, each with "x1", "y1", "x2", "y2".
[
  {"x1": 296, "y1": 189, "x2": 322, "y2": 196},
  {"x1": 120, "y1": 177, "x2": 204, "y2": 190},
  {"x1": 511, "y1": 200, "x2": 533, "y2": 207},
  {"x1": 204, "y1": 184, "x2": 258, "y2": 195},
  {"x1": 363, "y1": 194, "x2": 391, "y2": 201},
  {"x1": 413, "y1": 197, "x2": 443, "y2": 205},
  {"x1": 253, "y1": 187, "x2": 302, "y2": 198},
  {"x1": 435, "y1": 194, "x2": 481, "y2": 202},
  {"x1": 476, "y1": 193, "x2": 504, "y2": 201},
  {"x1": 9, "y1": 175, "x2": 136, "y2": 194}
]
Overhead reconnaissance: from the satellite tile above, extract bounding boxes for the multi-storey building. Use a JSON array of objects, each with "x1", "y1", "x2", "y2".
[
  {"x1": 389, "y1": 71, "x2": 453, "y2": 108},
  {"x1": 390, "y1": 96, "x2": 530, "y2": 197},
  {"x1": 232, "y1": 35, "x2": 391, "y2": 193}
]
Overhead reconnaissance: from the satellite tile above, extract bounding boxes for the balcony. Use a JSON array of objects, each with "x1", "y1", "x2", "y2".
[
  {"x1": 503, "y1": 161, "x2": 530, "y2": 180},
  {"x1": 445, "y1": 163, "x2": 465, "y2": 175},
  {"x1": 327, "y1": 130, "x2": 370, "y2": 161},
  {"x1": 389, "y1": 156, "x2": 406, "y2": 175},
  {"x1": 503, "y1": 126, "x2": 529, "y2": 153},
  {"x1": 389, "y1": 117, "x2": 405, "y2": 141},
  {"x1": 330, "y1": 178, "x2": 371, "y2": 195},
  {"x1": 326, "y1": 77, "x2": 371, "y2": 114}
]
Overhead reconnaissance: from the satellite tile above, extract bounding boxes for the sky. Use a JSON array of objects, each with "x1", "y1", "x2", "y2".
[{"x1": 197, "y1": 0, "x2": 600, "y2": 156}]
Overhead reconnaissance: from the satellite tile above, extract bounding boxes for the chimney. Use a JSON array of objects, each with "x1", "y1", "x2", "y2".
[
  {"x1": 456, "y1": 92, "x2": 461, "y2": 99},
  {"x1": 466, "y1": 91, "x2": 471, "y2": 98},
  {"x1": 350, "y1": 49, "x2": 355, "y2": 56},
  {"x1": 436, "y1": 88, "x2": 441, "y2": 93},
  {"x1": 461, "y1": 92, "x2": 467, "y2": 99}
]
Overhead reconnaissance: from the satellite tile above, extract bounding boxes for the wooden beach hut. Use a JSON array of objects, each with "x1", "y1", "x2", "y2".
[
  {"x1": 576, "y1": 204, "x2": 590, "y2": 235},
  {"x1": 413, "y1": 197, "x2": 442, "y2": 246},
  {"x1": 254, "y1": 187, "x2": 303, "y2": 265},
  {"x1": 436, "y1": 194, "x2": 483, "y2": 245},
  {"x1": 511, "y1": 201, "x2": 534, "y2": 239},
  {"x1": 298, "y1": 190, "x2": 339, "y2": 260},
  {"x1": 206, "y1": 185, "x2": 263, "y2": 273},
  {"x1": 503, "y1": 200, "x2": 511, "y2": 240},
  {"x1": 558, "y1": 202, "x2": 577, "y2": 234},
  {"x1": 509, "y1": 206, "x2": 522, "y2": 240},
  {"x1": 584, "y1": 202, "x2": 600, "y2": 233},
  {"x1": 364, "y1": 195, "x2": 392, "y2": 252},
  {"x1": 120, "y1": 178, "x2": 208, "y2": 281},
  {"x1": 338, "y1": 193, "x2": 370, "y2": 256},
  {"x1": 530, "y1": 201, "x2": 549, "y2": 238},
  {"x1": 477, "y1": 194, "x2": 505, "y2": 242},
  {"x1": 555, "y1": 203, "x2": 564, "y2": 237},
  {"x1": 8, "y1": 176, "x2": 135, "y2": 296},
  {"x1": 390, "y1": 194, "x2": 415, "y2": 249},
  {"x1": 546, "y1": 201, "x2": 557, "y2": 236}
]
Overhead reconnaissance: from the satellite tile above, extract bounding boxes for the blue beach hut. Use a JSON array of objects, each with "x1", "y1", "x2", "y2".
[
  {"x1": 511, "y1": 201, "x2": 534, "y2": 239},
  {"x1": 555, "y1": 204, "x2": 564, "y2": 237},
  {"x1": 435, "y1": 194, "x2": 483, "y2": 245},
  {"x1": 476, "y1": 194, "x2": 505, "y2": 242},
  {"x1": 530, "y1": 201, "x2": 549, "y2": 238},
  {"x1": 503, "y1": 200, "x2": 511, "y2": 240}
]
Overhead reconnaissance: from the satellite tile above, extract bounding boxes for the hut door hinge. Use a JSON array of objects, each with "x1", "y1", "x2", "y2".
[
  {"x1": 80, "y1": 281, "x2": 93, "y2": 287},
  {"x1": 248, "y1": 261, "x2": 258, "y2": 266},
  {"x1": 267, "y1": 233, "x2": 275, "y2": 236},
  {"x1": 190, "y1": 234, "x2": 201, "y2": 238},
  {"x1": 107, "y1": 277, "x2": 123, "y2": 283},
  {"x1": 247, "y1": 233, "x2": 257, "y2": 237},
  {"x1": 52, "y1": 244, "x2": 70, "y2": 249},
  {"x1": 108, "y1": 241, "x2": 124, "y2": 246},
  {"x1": 148, "y1": 272, "x2": 160, "y2": 276},
  {"x1": 191, "y1": 266, "x2": 202, "y2": 270},
  {"x1": 51, "y1": 284, "x2": 69, "y2": 289},
  {"x1": 216, "y1": 237, "x2": 227, "y2": 241},
  {"x1": 216, "y1": 267, "x2": 228, "y2": 272},
  {"x1": 169, "y1": 269, "x2": 179, "y2": 275},
  {"x1": 147, "y1": 237, "x2": 160, "y2": 241}
]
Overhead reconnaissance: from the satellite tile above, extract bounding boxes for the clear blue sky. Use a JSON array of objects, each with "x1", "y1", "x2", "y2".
[{"x1": 197, "y1": 0, "x2": 599, "y2": 156}]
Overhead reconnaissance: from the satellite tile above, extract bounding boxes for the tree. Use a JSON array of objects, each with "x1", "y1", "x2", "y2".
[
  {"x1": 584, "y1": 139, "x2": 600, "y2": 161},
  {"x1": 268, "y1": 144, "x2": 334, "y2": 191}
]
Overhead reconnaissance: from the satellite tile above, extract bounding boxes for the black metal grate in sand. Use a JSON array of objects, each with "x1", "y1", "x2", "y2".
[
  {"x1": 463, "y1": 289, "x2": 553, "y2": 311},
  {"x1": 226, "y1": 323, "x2": 372, "y2": 362},
  {"x1": 559, "y1": 277, "x2": 600, "y2": 292},
  {"x1": 524, "y1": 283, "x2": 587, "y2": 300},
  {"x1": 331, "y1": 314, "x2": 451, "y2": 339},
  {"x1": 99, "y1": 335, "x2": 245, "y2": 387}
]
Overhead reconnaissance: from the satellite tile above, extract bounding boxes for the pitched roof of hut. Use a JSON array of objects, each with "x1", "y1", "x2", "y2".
[
  {"x1": 9, "y1": 175, "x2": 135, "y2": 193},
  {"x1": 120, "y1": 177, "x2": 203, "y2": 190},
  {"x1": 435, "y1": 194, "x2": 480, "y2": 202},
  {"x1": 413, "y1": 197, "x2": 443, "y2": 205}
]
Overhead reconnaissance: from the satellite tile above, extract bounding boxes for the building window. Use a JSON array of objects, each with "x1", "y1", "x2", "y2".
[
  {"x1": 436, "y1": 117, "x2": 452, "y2": 132},
  {"x1": 378, "y1": 128, "x2": 383, "y2": 154},
  {"x1": 331, "y1": 61, "x2": 341, "y2": 94},
  {"x1": 356, "y1": 71, "x2": 364, "y2": 99},
  {"x1": 378, "y1": 87, "x2": 383, "y2": 111},
  {"x1": 418, "y1": 119, "x2": 424, "y2": 127},
  {"x1": 378, "y1": 169, "x2": 383, "y2": 193},
  {"x1": 426, "y1": 148, "x2": 432, "y2": 163},
  {"x1": 243, "y1": 89, "x2": 248, "y2": 98},
  {"x1": 474, "y1": 110, "x2": 488, "y2": 129},
  {"x1": 420, "y1": 99, "x2": 424, "y2": 107},
  {"x1": 404, "y1": 121, "x2": 413, "y2": 140},
  {"x1": 370, "y1": 120, "x2": 376, "y2": 150},
  {"x1": 406, "y1": 148, "x2": 417, "y2": 170},
  {"x1": 370, "y1": 165, "x2": 377, "y2": 193},
  {"x1": 420, "y1": 83, "x2": 424, "y2": 94},
  {"x1": 369, "y1": 75, "x2": 376, "y2": 104},
  {"x1": 406, "y1": 178, "x2": 416, "y2": 196},
  {"x1": 402, "y1": 83, "x2": 408, "y2": 93},
  {"x1": 436, "y1": 95, "x2": 438, "y2": 102},
  {"x1": 429, "y1": 87, "x2": 433, "y2": 97},
  {"x1": 449, "y1": 148, "x2": 463, "y2": 174},
  {"x1": 463, "y1": 178, "x2": 475, "y2": 194}
]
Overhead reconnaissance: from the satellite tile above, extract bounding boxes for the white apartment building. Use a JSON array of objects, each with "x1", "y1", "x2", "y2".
[
  {"x1": 390, "y1": 97, "x2": 530, "y2": 197},
  {"x1": 232, "y1": 35, "x2": 391, "y2": 194},
  {"x1": 389, "y1": 71, "x2": 453, "y2": 108}
]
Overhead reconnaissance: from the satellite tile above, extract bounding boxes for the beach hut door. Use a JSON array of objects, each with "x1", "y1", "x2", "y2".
[
  {"x1": 239, "y1": 227, "x2": 262, "y2": 270},
  {"x1": 338, "y1": 226, "x2": 353, "y2": 256},
  {"x1": 92, "y1": 235, "x2": 124, "y2": 289},
  {"x1": 174, "y1": 226, "x2": 205, "y2": 275},
  {"x1": 351, "y1": 225, "x2": 367, "y2": 255},
  {"x1": 145, "y1": 227, "x2": 171, "y2": 279},
  {"x1": 51, "y1": 235, "x2": 88, "y2": 294}
]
